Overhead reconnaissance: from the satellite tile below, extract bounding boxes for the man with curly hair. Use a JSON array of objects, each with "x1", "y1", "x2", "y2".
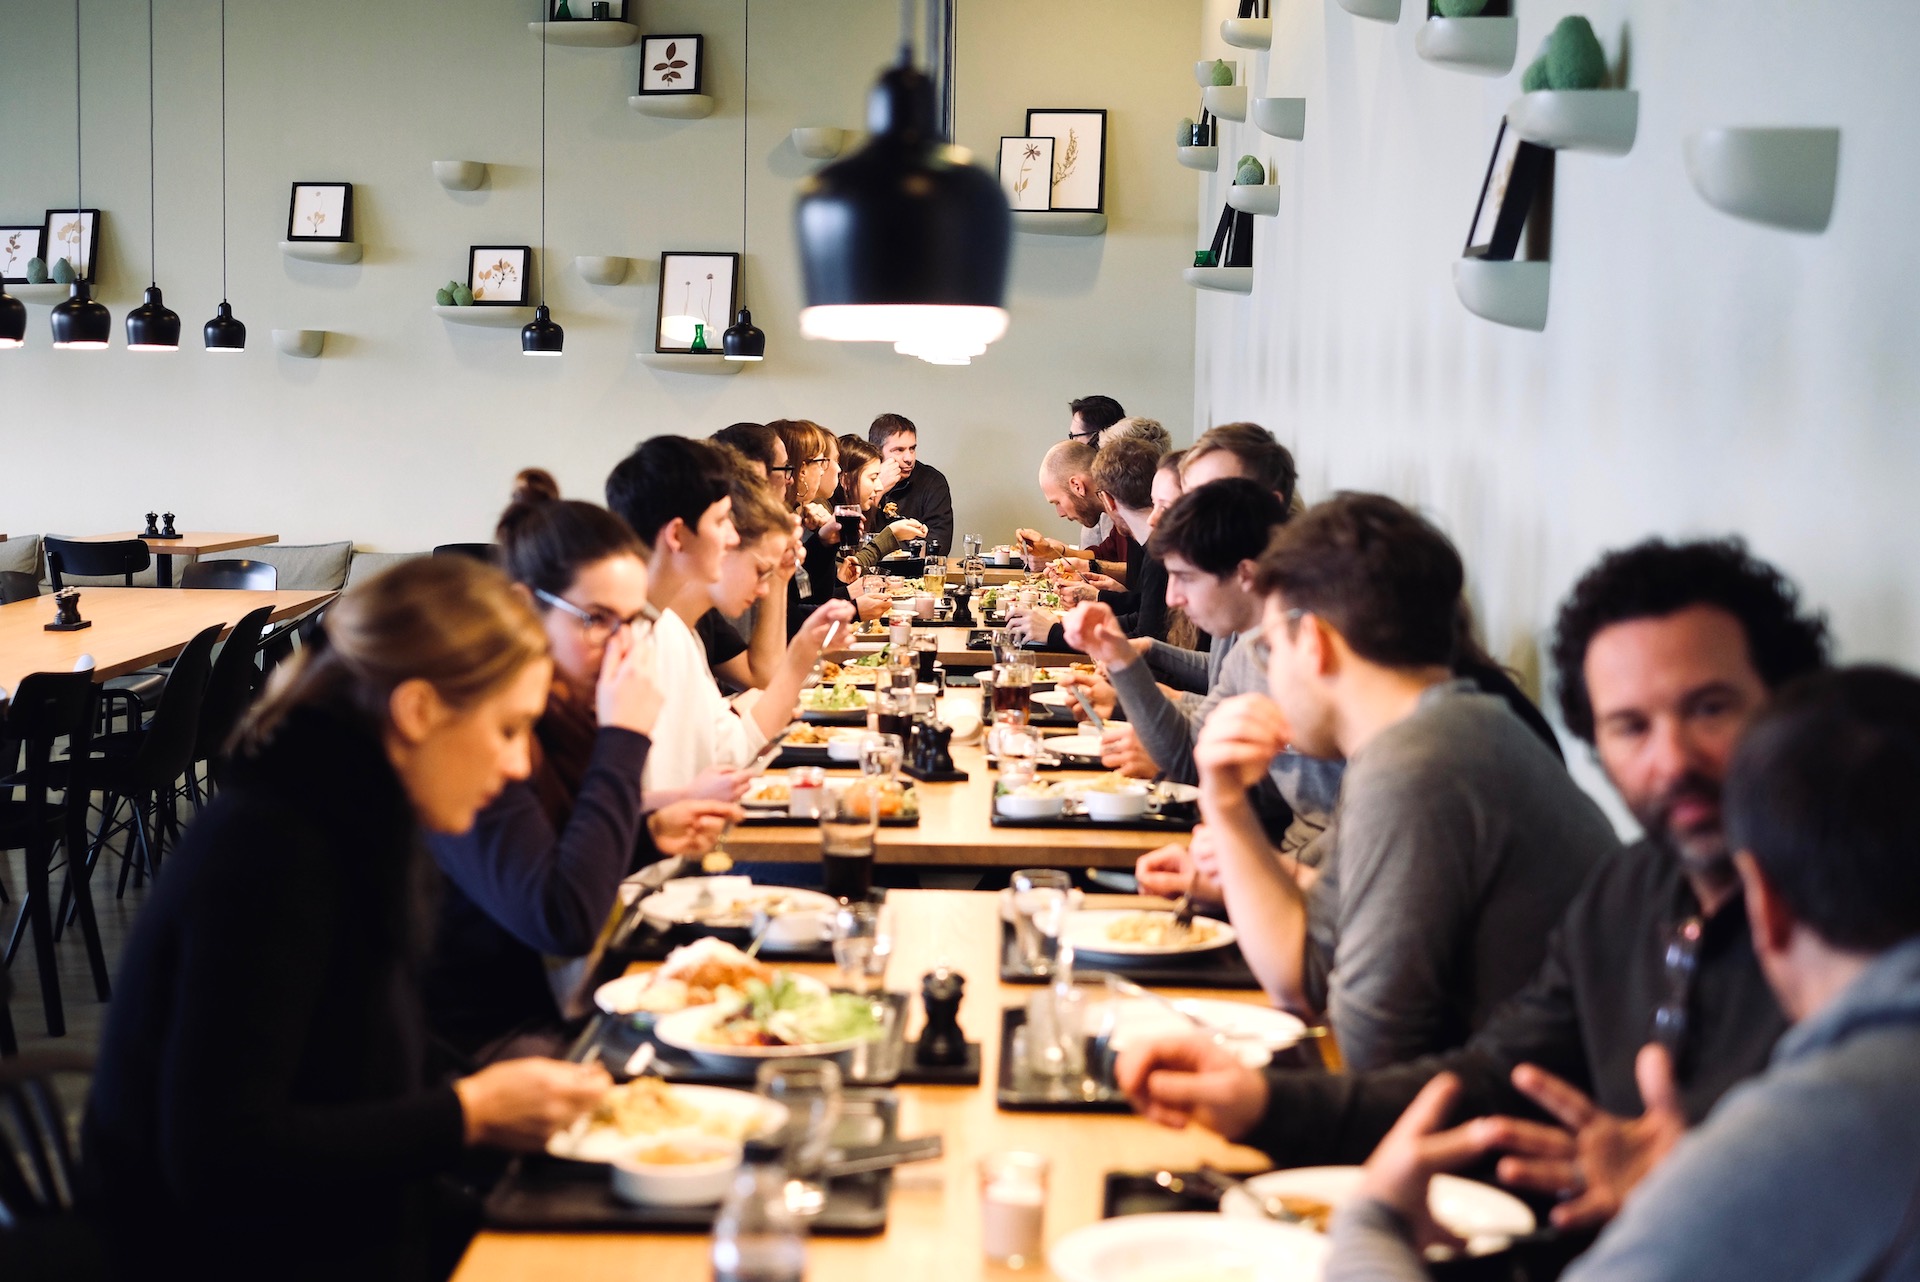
[{"x1": 1116, "y1": 537, "x2": 1829, "y2": 1236}]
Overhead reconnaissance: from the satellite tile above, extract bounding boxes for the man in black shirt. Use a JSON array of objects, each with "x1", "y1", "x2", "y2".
[
  {"x1": 869, "y1": 412, "x2": 954, "y2": 557},
  {"x1": 1117, "y1": 537, "x2": 1830, "y2": 1228}
]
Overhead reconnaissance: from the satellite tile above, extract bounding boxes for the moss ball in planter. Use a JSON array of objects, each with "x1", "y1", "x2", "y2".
[
  {"x1": 1435, "y1": 0, "x2": 1489, "y2": 16},
  {"x1": 452, "y1": 284, "x2": 474, "y2": 307},
  {"x1": 50, "y1": 257, "x2": 74, "y2": 285},
  {"x1": 1521, "y1": 56, "x2": 1552, "y2": 92},
  {"x1": 1178, "y1": 117, "x2": 1196, "y2": 145},
  {"x1": 25, "y1": 257, "x2": 48, "y2": 284},
  {"x1": 435, "y1": 287, "x2": 454, "y2": 306},
  {"x1": 1210, "y1": 59, "x2": 1235, "y2": 86},
  {"x1": 1235, "y1": 157, "x2": 1265, "y2": 185},
  {"x1": 1546, "y1": 15, "x2": 1606, "y2": 90}
]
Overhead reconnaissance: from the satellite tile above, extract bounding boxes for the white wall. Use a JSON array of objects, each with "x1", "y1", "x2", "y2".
[
  {"x1": 1191, "y1": 0, "x2": 1920, "y2": 737},
  {"x1": 0, "y1": 0, "x2": 1199, "y2": 551}
]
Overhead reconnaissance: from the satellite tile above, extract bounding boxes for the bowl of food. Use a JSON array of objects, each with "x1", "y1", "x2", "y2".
[
  {"x1": 1078, "y1": 776, "x2": 1151, "y2": 821},
  {"x1": 996, "y1": 780, "x2": 1066, "y2": 820},
  {"x1": 826, "y1": 731, "x2": 867, "y2": 763},
  {"x1": 753, "y1": 905, "x2": 832, "y2": 951},
  {"x1": 610, "y1": 1136, "x2": 743, "y2": 1206}
]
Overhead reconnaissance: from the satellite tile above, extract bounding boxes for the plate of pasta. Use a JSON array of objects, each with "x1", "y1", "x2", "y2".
[
  {"x1": 1061, "y1": 908, "x2": 1237, "y2": 959},
  {"x1": 546, "y1": 1078, "x2": 789, "y2": 1164}
]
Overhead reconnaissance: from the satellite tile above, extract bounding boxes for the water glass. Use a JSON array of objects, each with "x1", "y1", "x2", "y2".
[
  {"x1": 1021, "y1": 980, "x2": 1087, "y2": 1080},
  {"x1": 844, "y1": 995, "x2": 905, "y2": 1085},
  {"x1": 755, "y1": 1059, "x2": 844, "y2": 1218},
  {"x1": 831, "y1": 899, "x2": 894, "y2": 994},
  {"x1": 978, "y1": 1152, "x2": 1050, "y2": 1268},
  {"x1": 1010, "y1": 868, "x2": 1073, "y2": 977},
  {"x1": 820, "y1": 787, "x2": 879, "y2": 902}
]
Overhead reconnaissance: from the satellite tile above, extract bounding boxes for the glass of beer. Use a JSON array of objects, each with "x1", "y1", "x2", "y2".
[
  {"x1": 820, "y1": 786, "x2": 880, "y2": 902},
  {"x1": 992, "y1": 662, "x2": 1035, "y2": 726},
  {"x1": 921, "y1": 564, "x2": 946, "y2": 597}
]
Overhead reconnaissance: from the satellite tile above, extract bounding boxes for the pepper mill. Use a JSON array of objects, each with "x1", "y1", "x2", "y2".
[
  {"x1": 142, "y1": 511, "x2": 160, "y2": 537},
  {"x1": 949, "y1": 585, "x2": 975, "y2": 629},
  {"x1": 159, "y1": 512, "x2": 179, "y2": 539},
  {"x1": 915, "y1": 967, "x2": 968, "y2": 1067}
]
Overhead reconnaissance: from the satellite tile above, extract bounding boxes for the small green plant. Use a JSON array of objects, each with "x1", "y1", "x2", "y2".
[
  {"x1": 1521, "y1": 56, "x2": 1551, "y2": 91},
  {"x1": 1235, "y1": 156, "x2": 1265, "y2": 185},
  {"x1": 1209, "y1": 59, "x2": 1235, "y2": 86},
  {"x1": 435, "y1": 286, "x2": 454, "y2": 306},
  {"x1": 1435, "y1": 0, "x2": 1488, "y2": 16},
  {"x1": 50, "y1": 257, "x2": 74, "y2": 284},
  {"x1": 452, "y1": 283, "x2": 474, "y2": 307},
  {"x1": 1177, "y1": 117, "x2": 1196, "y2": 146},
  {"x1": 25, "y1": 256, "x2": 48, "y2": 284},
  {"x1": 1545, "y1": 15, "x2": 1607, "y2": 89}
]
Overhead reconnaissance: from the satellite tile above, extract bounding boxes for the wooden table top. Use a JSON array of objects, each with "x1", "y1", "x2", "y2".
[
  {"x1": 451, "y1": 890, "x2": 1277, "y2": 1282},
  {"x1": 74, "y1": 530, "x2": 280, "y2": 556},
  {"x1": 729, "y1": 740, "x2": 1172, "y2": 870},
  {"x1": 827, "y1": 626, "x2": 1080, "y2": 671},
  {"x1": 0, "y1": 587, "x2": 335, "y2": 691}
]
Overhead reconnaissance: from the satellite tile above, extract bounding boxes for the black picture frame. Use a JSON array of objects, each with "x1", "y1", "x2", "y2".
[
  {"x1": 1464, "y1": 120, "x2": 1548, "y2": 261},
  {"x1": 468, "y1": 245, "x2": 533, "y2": 306},
  {"x1": 551, "y1": 0, "x2": 625, "y2": 17},
  {"x1": 1, "y1": 225, "x2": 44, "y2": 283},
  {"x1": 40, "y1": 209, "x2": 101, "y2": 283},
  {"x1": 654, "y1": 251, "x2": 739, "y2": 354},
  {"x1": 1024, "y1": 109, "x2": 1108, "y2": 214},
  {"x1": 638, "y1": 35, "x2": 704, "y2": 95},
  {"x1": 286, "y1": 182, "x2": 354, "y2": 242}
]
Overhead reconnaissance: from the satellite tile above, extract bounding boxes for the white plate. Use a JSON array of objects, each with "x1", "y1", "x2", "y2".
[
  {"x1": 1050, "y1": 1212, "x2": 1326, "y2": 1282},
  {"x1": 1087, "y1": 996, "x2": 1306, "y2": 1069},
  {"x1": 593, "y1": 968, "x2": 829, "y2": 1017},
  {"x1": 546, "y1": 1084, "x2": 789, "y2": 1163},
  {"x1": 1061, "y1": 908, "x2": 1238, "y2": 959},
  {"x1": 1032, "y1": 689, "x2": 1075, "y2": 708},
  {"x1": 653, "y1": 1004, "x2": 871, "y2": 1071},
  {"x1": 638, "y1": 882, "x2": 839, "y2": 931},
  {"x1": 1221, "y1": 1167, "x2": 1535, "y2": 1253},
  {"x1": 1043, "y1": 734, "x2": 1106, "y2": 760}
]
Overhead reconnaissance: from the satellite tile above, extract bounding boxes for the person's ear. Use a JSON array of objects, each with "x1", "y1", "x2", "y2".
[
  {"x1": 1100, "y1": 491, "x2": 1120, "y2": 519},
  {"x1": 659, "y1": 516, "x2": 689, "y2": 555},
  {"x1": 1233, "y1": 559, "x2": 1260, "y2": 595},
  {"x1": 1734, "y1": 850, "x2": 1796, "y2": 959},
  {"x1": 387, "y1": 677, "x2": 447, "y2": 747},
  {"x1": 1304, "y1": 614, "x2": 1341, "y2": 678}
]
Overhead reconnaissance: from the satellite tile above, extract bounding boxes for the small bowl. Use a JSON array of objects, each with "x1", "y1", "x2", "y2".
[
  {"x1": 997, "y1": 791, "x2": 1067, "y2": 820},
  {"x1": 827, "y1": 735, "x2": 864, "y2": 763},
  {"x1": 1081, "y1": 786, "x2": 1150, "y2": 821},
  {"x1": 610, "y1": 1136, "x2": 743, "y2": 1207},
  {"x1": 753, "y1": 906, "x2": 832, "y2": 951}
]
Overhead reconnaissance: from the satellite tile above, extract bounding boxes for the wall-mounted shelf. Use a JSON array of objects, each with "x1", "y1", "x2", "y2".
[
  {"x1": 1183, "y1": 266, "x2": 1254, "y2": 294},
  {"x1": 1177, "y1": 145, "x2": 1220, "y2": 172},
  {"x1": 271, "y1": 328, "x2": 326, "y2": 358},
  {"x1": 1337, "y1": 0, "x2": 1401, "y2": 23},
  {"x1": 640, "y1": 352, "x2": 745, "y2": 375},
  {"x1": 529, "y1": 20, "x2": 639, "y2": 46},
  {"x1": 1453, "y1": 258, "x2": 1549, "y2": 331},
  {"x1": 1221, "y1": 18, "x2": 1273, "y2": 50},
  {"x1": 280, "y1": 240, "x2": 363, "y2": 265},
  {"x1": 792, "y1": 126, "x2": 847, "y2": 160},
  {"x1": 1226, "y1": 184, "x2": 1281, "y2": 217},
  {"x1": 1683, "y1": 127, "x2": 1840, "y2": 234},
  {"x1": 1414, "y1": 17, "x2": 1517, "y2": 76},
  {"x1": 1507, "y1": 90, "x2": 1639, "y2": 156},
  {"x1": 1203, "y1": 85, "x2": 1248, "y2": 123},
  {"x1": 1195, "y1": 59, "x2": 1236, "y2": 88},
  {"x1": 1011, "y1": 211, "x2": 1108, "y2": 236},
  {"x1": 433, "y1": 160, "x2": 487, "y2": 191},
  {"x1": 1253, "y1": 97, "x2": 1307, "y2": 141},
  {"x1": 12, "y1": 284, "x2": 71, "y2": 304},
  {"x1": 630, "y1": 94, "x2": 716, "y2": 120},
  {"x1": 434, "y1": 304, "x2": 535, "y2": 328},
  {"x1": 574, "y1": 255, "x2": 631, "y2": 285}
]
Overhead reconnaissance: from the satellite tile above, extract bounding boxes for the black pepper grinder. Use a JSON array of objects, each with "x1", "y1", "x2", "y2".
[
  {"x1": 159, "y1": 512, "x2": 179, "y2": 539},
  {"x1": 949, "y1": 585, "x2": 975, "y2": 629},
  {"x1": 915, "y1": 967, "x2": 967, "y2": 1067},
  {"x1": 142, "y1": 511, "x2": 160, "y2": 537}
]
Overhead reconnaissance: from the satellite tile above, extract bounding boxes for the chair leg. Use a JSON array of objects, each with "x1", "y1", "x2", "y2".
[
  {"x1": 23, "y1": 829, "x2": 64, "y2": 1037},
  {"x1": 58, "y1": 837, "x2": 111, "y2": 1004},
  {"x1": 0, "y1": 999, "x2": 16, "y2": 1057}
]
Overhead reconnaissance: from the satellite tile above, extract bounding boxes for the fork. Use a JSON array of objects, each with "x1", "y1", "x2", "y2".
[{"x1": 1171, "y1": 865, "x2": 1200, "y2": 933}]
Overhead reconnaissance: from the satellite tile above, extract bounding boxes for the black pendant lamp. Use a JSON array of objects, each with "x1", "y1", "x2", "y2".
[
  {"x1": 126, "y1": 0, "x2": 180, "y2": 351},
  {"x1": 203, "y1": 0, "x2": 245, "y2": 352},
  {"x1": 0, "y1": 287, "x2": 23, "y2": 349},
  {"x1": 522, "y1": 0, "x2": 563, "y2": 356},
  {"x1": 722, "y1": 0, "x2": 765, "y2": 362},
  {"x1": 794, "y1": 0, "x2": 1009, "y2": 361},
  {"x1": 51, "y1": 0, "x2": 111, "y2": 350}
]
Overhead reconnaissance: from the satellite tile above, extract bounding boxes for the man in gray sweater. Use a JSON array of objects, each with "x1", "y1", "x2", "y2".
[
  {"x1": 1197, "y1": 494, "x2": 1619, "y2": 1069},
  {"x1": 1335, "y1": 665, "x2": 1920, "y2": 1282}
]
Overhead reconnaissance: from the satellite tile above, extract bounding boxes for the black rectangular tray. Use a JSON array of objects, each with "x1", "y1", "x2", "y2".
[
  {"x1": 484, "y1": 1091, "x2": 898, "y2": 1235},
  {"x1": 994, "y1": 1005, "x2": 1131, "y2": 1113},
  {"x1": 1102, "y1": 1170, "x2": 1233, "y2": 1219},
  {"x1": 988, "y1": 794, "x2": 1196, "y2": 834},
  {"x1": 997, "y1": 921, "x2": 1262, "y2": 990}
]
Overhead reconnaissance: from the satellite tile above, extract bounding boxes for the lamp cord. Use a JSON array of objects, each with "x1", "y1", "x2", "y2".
[
  {"x1": 897, "y1": 0, "x2": 913, "y2": 65},
  {"x1": 73, "y1": 0, "x2": 81, "y2": 230},
  {"x1": 739, "y1": 0, "x2": 748, "y2": 305},
  {"x1": 538, "y1": 0, "x2": 547, "y2": 308},
  {"x1": 147, "y1": 0, "x2": 156, "y2": 286},
  {"x1": 219, "y1": 0, "x2": 228, "y2": 301}
]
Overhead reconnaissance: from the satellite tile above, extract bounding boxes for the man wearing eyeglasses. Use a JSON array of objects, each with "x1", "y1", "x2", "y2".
[{"x1": 1116, "y1": 537, "x2": 1826, "y2": 1236}]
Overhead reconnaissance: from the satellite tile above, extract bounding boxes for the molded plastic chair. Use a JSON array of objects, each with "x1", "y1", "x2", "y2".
[
  {"x1": 180, "y1": 559, "x2": 278, "y2": 591},
  {"x1": 42, "y1": 537, "x2": 150, "y2": 590},
  {"x1": 0, "y1": 572, "x2": 37, "y2": 605},
  {"x1": 0, "y1": 1047, "x2": 99, "y2": 1273},
  {"x1": 187, "y1": 605, "x2": 274, "y2": 808}
]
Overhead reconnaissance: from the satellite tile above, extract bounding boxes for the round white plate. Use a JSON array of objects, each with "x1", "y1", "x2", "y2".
[
  {"x1": 1043, "y1": 734, "x2": 1106, "y2": 760},
  {"x1": 1061, "y1": 908, "x2": 1237, "y2": 959},
  {"x1": 546, "y1": 1084, "x2": 788, "y2": 1163},
  {"x1": 1050, "y1": 1212, "x2": 1326, "y2": 1282},
  {"x1": 1088, "y1": 996, "x2": 1307, "y2": 1068},
  {"x1": 1220, "y1": 1167, "x2": 1535, "y2": 1253},
  {"x1": 1152, "y1": 781, "x2": 1201, "y2": 805},
  {"x1": 593, "y1": 968, "x2": 828, "y2": 1017},
  {"x1": 638, "y1": 883, "x2": 839, "y2": 932},
  {"x1": 1032, "y1": 689, "x2": 1075, "y2": 708},
  {"x1": 653, "y1": 1004, "x2": 870, "y2": 1071}
]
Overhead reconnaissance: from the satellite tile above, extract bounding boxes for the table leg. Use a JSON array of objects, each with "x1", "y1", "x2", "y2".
[{"x1": 156, "y1": 554, "x2": 174, "y2": 588}]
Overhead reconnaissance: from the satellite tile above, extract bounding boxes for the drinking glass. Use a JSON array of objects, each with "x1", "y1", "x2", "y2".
[
  {"x1": 990, "y1": 629, "x2": 1022, "y2": 665},
  {"x1": 858, "y1": 731, "x2": 903, "y2": 781},
  {"x1": 844, "y1": 993, "x2": 905, "y2": 1085},
  {"x1": 755, "y1": 1059, "x2": 844, "y2": 1218},
  {"x1": 978, "y1": 1153, "x2": 1050, "y2": 1268},
  {"x1": 872, "y1": 687, "x2": 914, "y2": 745},
  {"x1": 912, "y1": 632, "x2": 940, "y2": 684},
  {"x1": 819, "y1": 787, "x2": 880, "y2": 902},
  {"x1": 991, "y1": 662, "x2": 1035, "y2": 726},
  {"x1": 831, "y1": 899, "x2": 894, "y2": 995},
  {"x1": 921, "y1": 565, "x2": 946, "y2": 597},
  {"x1": 1010, "y1": 868, "x2": 1073, "y2": 977}
]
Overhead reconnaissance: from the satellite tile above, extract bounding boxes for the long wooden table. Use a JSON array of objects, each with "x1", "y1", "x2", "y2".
[
  {"x1": 0, "y1": 586, "x2": 336, "y2": 692},
  {"x1": 71, "y1": 530, "x2": 279, "y2": 587},
  {"x1": 452, "y1": 890, "x2": 1277, "y2": 1282},
  {"x1": 827, "y1": 626, "x2": 1081, "y2": 671}
]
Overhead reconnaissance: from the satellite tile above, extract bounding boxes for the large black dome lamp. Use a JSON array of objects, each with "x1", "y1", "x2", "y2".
[
  {"x1": 0, "y1": 287, "x2": 24, "y2": 349},
  {"x1": 794, "y1": 1, "x2": 1010, "y2": 361},
  {"x1": 51, "y1": 282, "x2": 112, "y2": 349}
]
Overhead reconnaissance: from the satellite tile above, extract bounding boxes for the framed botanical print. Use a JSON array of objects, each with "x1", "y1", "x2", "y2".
[
  {"x1": 468, "y1": 245, "x2": 532, "y2": 305},
  {"x1": 655, "y1": 251, "x2": 738, "y2": 353},
  {"x1": 1, "y1": 225, "x2": 44, "y2": 283},
  {"x1": 1024, "y1": 109, "x2": 1107, "y2": 213},
  {"x1": 287, "y1": 182, "x2": 353, "y2": 242},
  {"x1": 998, "y1": 137, "x2": 1055, "y2": 212},
  {"x1": 1464, "y1": 120, "x2": 1549, "y2": 260},
  {"x1": 638, "y1": 35, "x2": 703, "y2": 95},
  {"x1": 41, "y1": 208, "x2": 101, "y2": 282}
]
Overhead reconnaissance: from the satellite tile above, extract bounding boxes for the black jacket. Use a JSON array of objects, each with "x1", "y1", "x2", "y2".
[
  {"x1": 83, "y1": 706, "x2": 466, "y2": 1281},
  {"x1": 877, "y1": 462, "x2": 955, "y2": 557}
]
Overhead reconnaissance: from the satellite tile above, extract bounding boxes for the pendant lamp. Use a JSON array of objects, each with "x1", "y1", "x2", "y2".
[
  {"x1": 794, "y1": 0, "x2": 1009, "y2": 359},
  {"x1": 0, "y1": 288, "x2": 23, "y2": 349},
  {"x1": 203, "y1": 0, "x2": 245, "y2": 352},
  {"x1": 126, "y1": 0, "x2": 180, "y2": 351},
  {"x1": 722, "y1": 0, "x2": 765, "y2": 362},
  {"x1": 522, "y1": 0, "x2": 563, "y2": 356},
  {"x1": 51, "y1": 0, "x2": 111, "y2": 350}
]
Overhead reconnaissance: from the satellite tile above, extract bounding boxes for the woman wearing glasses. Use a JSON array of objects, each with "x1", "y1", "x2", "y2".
[
  {"x1": 421, "y1": 474, "x2": 743, "y2": 1061},
  {"x1": 698, "y1": 449, "x2": 803, "y2": 691}
]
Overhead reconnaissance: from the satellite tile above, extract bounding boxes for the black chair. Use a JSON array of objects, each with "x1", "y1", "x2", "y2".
[
  {"x1": 0, "y1": 673, "x2": 109, "y2": 1038},
  {"x1": 433, "y1": 542, "x2": 499, "y2": 564},
  {"x1": 180, "y1": 559, "x2": 278, "y2": 591},
  {"x1": 42, "y1": 537, "x2": 150, "y2": 590},
  {"x1": 186, "y1": 605, "x2": 274, "y2": 810},
  {"x1": 0, "y1": 572, "x2": 37, "y2": 605},
  {"x1": 0, "y1": 1048, "x2": 102, "y2": 1276}
]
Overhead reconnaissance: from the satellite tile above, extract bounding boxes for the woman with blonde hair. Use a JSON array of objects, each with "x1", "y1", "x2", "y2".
[{"x1": 85, "y1": 556, "x2": 612, "y2": 1279}]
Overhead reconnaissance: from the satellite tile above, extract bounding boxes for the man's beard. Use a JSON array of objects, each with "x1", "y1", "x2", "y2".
[{"x1": 1634, "y1": 769, "x2": 1736, "y2": 886}]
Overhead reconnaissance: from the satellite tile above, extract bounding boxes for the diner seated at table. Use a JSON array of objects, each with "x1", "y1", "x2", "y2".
[
  {"x1": 1006, "y1": 438, "x2": 1161, "y2": 650},
  {"x1": 695, "y1": 448, "x2": 803, "y2": 692},
  {"x1": 1116, "y1": 539, "x2": 1828, "y2": 1221},
  {"x1": 1013, "y1": 439, "x2": 1132, "y2": 575},
  {"x1": 604, "y1": 435, "x2": 852, "y2": 803},
  {"x1": 424, "y1": 482, "x2": 741, "y2": 1061},
  {"x1": 870, "y1": 412, "x2": 954, "y2": 557},
  {"x1": 1184, "y1": 494, "x2": 1619, "y2": 1067},
  {"x1": 82, "y1": 557, "x2": 613, "y2": 1279},
  {"x1": 708, "y1": 421, "x2": 785, "y2": 483},
  {"x1": 1327, "y1": 664, "x2": 1920, "y2": 1282},
  {"x1": 830, "y1": 435, "x2": 931, "y2": 575},
  {"x1": 1181, "y1": 420, "x2": 1304, "y2": 513},
  {"x1": 767, "y1": 419, "x2": 842, "y2": 633},
  {"x1": 1067, "y1": 392, "x2": 1127, "y2": 449}
]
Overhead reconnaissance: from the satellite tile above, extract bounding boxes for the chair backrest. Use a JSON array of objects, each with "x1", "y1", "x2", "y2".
[
  {"x1": 0, "y1": 1050, "x2": 94, "y2": 1223},
  {"x1": 120, "y1": 624, "x2": 222, "y2": 789},
  {"x1": 433, "y1": 543, "x2": 499, "y2": 565},
  {"x1": 0, "y1": 570, "x2": 38, "y2": 604},
  {"x1": 0, "y1": 671, "x2": 94, "y2": 857},
  {"x1": 180, "y1": 559, "x2": 278, "y2": 591},
  {"x1": 194, "y1": 605, "x2": 275, "y2": 763},
  {"x1": 42, "y1": 536, "x2": 151, "y2": 590}
]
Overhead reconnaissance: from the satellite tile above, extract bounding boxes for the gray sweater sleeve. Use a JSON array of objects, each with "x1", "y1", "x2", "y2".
[
  {"x1": 1108, "y1": 657, "x2": 1204, "y2": 783},
  {"x1": 1144, "y1": 640, "x2": 1211, "y2": 694},
  {"x1": 1326, "y1": 1199, "x2": 1432, "y2": 1282}
]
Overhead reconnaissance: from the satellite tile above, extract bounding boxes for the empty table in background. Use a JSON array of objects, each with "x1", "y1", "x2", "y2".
[{"x1": 70, "y1": 531, "x2": 279, "y2": 588}]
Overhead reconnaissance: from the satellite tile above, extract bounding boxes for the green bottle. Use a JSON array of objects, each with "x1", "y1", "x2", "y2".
[
  {"x1": 691, "y1": 323, "x2": 707, "y2": 352},
  {"x1": 554, "y1": 0, "x2": 573, "y2": 19}
]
